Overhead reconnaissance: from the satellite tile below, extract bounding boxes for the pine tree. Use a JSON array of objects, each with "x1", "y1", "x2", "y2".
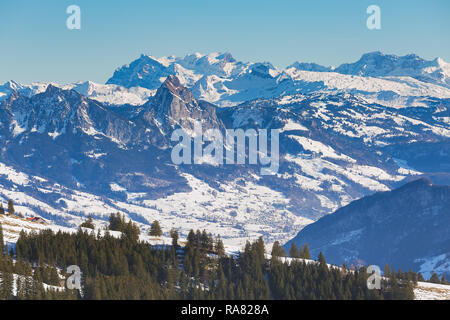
[
  {"x1": 49, "y1": 265, "x2": 60, "y2": 286},
  {"x1": 0, "y1": 270, "x2": 13, "y2": 299},
  {"x1": 186, "y1": 229, "x2": 196, "y2": 249},
  {"x1": 417, "y1": 272, "x2": 425, "y2": 282},
  {"x1": 0, "y1": 223, "x2": 4, "y2": 255},
  {"x1": 7, "y1": 200, "x2": 14, "y2": 216},
  {"x1": 215, "y1": 236, "x2": 225, "y2": 257},
  {"x1": 384, "y1": 264, "x2": 391, "y2": 277},
  {"x1": 318, "y1": 252, "x2": 327, "y2": 268},
  {"x1": 108, "y1": 212, "x2": 126, "y2": 231},
  {"x1": 149, "y1": 220, "x2": 162, "y2": 237},
  {"x1": 170, "y1": 228, "x2": 179, "y2": 249},
  {"x1": 0, "y1": 204, "x2": 5, "y2": 215},
  {"x1": 302, "y1": 243, "x2": 311, "y2": 259},
  {"x1": 429, "y1": 272, "x2": 441, "y2": 284},
  {"x1": 271, "y1": 241, "x2": 286, "y2": 257},
  {"x1": 80, "y1": 216, "x2": 95, "y2": 229},
  {"x1": 16, "y1": 276, "x2": 26, "y2": 300},
  {"x1": 123, "y1": 220, "x2": 140, "y2": 243},
  {"x1": 289, "y1": 242, "x2": 300, "y2": 258}
]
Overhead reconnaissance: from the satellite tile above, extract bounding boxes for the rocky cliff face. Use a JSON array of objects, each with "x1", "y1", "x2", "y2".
[{"x1": 140, "y1": 75, "x2": 223, "y2": 133}]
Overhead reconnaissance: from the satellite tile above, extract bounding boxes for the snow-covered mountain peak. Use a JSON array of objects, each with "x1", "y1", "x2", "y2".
[
  {"x1": 157, "y1": 74, "x2": 189, "y2": 99},
  {"x1": 139, "y1": 75, "x2": 222, "y2": 133},
  {"x1": 106, "y1": 54, "x2": 168, "y2": 89},
  {"x1": 2, "y1": 80, "x2": 21, "y2": 91},
  {"x1": 44, "y1": 83, "x2": 64, "y2": 95},
  {"x1": 0, "y1": 80, "x2": 154, "y2": 107},
  {"x1": 3, "y1": 51, "x2": 450, "y2": 111},
  {"x1": 104, "y1": 51, "x2": 450, "y2": 107},
  {"x1": 288, "y1": 62, "x2": 333, "y2": 73},
  {"x1": 435, "y1": 57, "x2": 447, "y2": 66},
  {"x1": 73, "y1": 80, "x2": 96, "y2": 96},
  {"x1": 176, "y1": 52, "x2": 245, "y2": 78},
  {"x1": 334, "y1": 52, "x2": 450, "y2": 87},
  {"x1": 249, "y1": 62, "x2": 280, "y2": 79}
]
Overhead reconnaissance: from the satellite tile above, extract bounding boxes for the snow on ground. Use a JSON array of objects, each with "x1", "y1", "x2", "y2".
[
  {"x1": 0, "y1": 161, "x2": 312, "y2": 252},
  {"x1": 393, "y1": 158, "x2": 422, "y2": 175},
  {"x1": 0, "y1": 80, "x2": 154, "y2": 106},
  {"x1": 284, "y1": 153, "x2": 400, "y2": 193},
  {"x1": 269, "y1": 254, "x2": 450, "y2": 300},
  {"x1": 11, "y1": 273, "x2": 65, "y2": 296},
  {"x1": 415, "y1": 254, "x2": 450, "y2": 280},
  {"x1": 414, "y1": 282, "x2": 450, "y2": 300},
  {"x1": 130, "y1": 172, "x2": 314, "y2": 251},
  {"x1": 285, "y1": 68, "x2": 450, "y2": 107},
  {"x1": 0, "y1": 214, "x2": 74, "y2": 244},
  {"x1": 288, "y1": 135, "x2": 355, "y2": 162},
  {"x1": 280, "y1": 120, "x2": 308, "y2": 132}
]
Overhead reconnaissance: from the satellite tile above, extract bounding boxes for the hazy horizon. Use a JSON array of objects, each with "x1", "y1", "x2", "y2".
[{"x1": 1, "y1": 0, "x2": 449, "y2": 84}]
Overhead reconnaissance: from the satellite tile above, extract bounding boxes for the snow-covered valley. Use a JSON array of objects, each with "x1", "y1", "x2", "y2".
[{"x1": 0, "y1": 51, "x2": 449, "y2": 285}]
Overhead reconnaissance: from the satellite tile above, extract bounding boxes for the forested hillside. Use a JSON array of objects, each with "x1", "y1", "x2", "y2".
[{"x1": 0, "y1": 215, "x2": 417, "y2": 300}]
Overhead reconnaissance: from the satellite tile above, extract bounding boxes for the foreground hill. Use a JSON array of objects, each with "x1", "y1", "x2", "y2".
[{"x1": 285, "y1": 178, "x2": 450, "y2": 279}]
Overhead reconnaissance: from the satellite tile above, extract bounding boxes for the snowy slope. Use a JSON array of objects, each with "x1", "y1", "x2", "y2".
[
  {"x1": 0, "y1": 80, "x2": 154, "y2": 106},
  {"x1": 285, "y1": 179, "x2": 450, "y2": 279},
  {"x1": 414, "y1": 281, "x2": 450, "y2": 300},
  {"x1": 0, "y1": 159, "x2": 311, "y2": 252},
  {"x1": 4, "y1": 52, "x2": 450, "y2": 109}
]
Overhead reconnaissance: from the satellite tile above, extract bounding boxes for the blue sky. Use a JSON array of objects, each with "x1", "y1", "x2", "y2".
[{"x1": 1, "y1": 0, "x2": 449, "y2": 84}]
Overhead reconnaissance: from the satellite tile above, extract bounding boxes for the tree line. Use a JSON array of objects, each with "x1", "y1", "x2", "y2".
[{"x1": 0, "y1": 213, "x2": 445, "y2": 300}]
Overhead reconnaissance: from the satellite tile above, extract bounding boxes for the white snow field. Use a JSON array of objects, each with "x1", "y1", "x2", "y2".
[
  {"x1": 414, "y1": 282, "x2": 450, "y2": 300},
  {"x1": 0, "y1": 162, "x2": 311, "y2": 253}
]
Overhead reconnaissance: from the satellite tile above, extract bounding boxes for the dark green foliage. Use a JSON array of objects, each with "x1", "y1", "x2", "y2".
[
  {"x1": 7, "y1": 199, "x2": 15, "y2": 215},
  {"x1": 80, "y1": 216, "x2": 95, "y2": 229},
  {"x1": 271, "y1": 241, "x2": 286, "y2": 257},
  {"x1": 1, "y1": 224, "x2": 420, "y2": 300},
  {"x1": 14, "y1": 228, "x2": 171, "y2": 299},
  {"x1": 298, "y1": 243, "x2": 311, "y2": 259},
  {"x1": 269, "y1": 259, "x2": 415, "y2": 300},
  {"x1": 215, "y1": 236, "x2": 225, "y2": 257},
  {"x1": 429, "y1": 272, "x2": 441, "y2": 284},
  {"x1": 318, "y1": 252, "x2": 326, "y2": 265},
  {"x1": 150, "y1": 220, "x2": 162, "y2": 237},
  {"x1": 107, "y1": 213, "x2": 141, "y2": 242},
  {"x1": 108, "y1": 212, "x2": 127, "y2": 232},
  {"x1": 0, "y1": 223, "x2": 4, "y2": 255},
  {"x1": 289, "y1": 242, "x2": 300, "y2": 258},
  {"x1": 170, "y1": 228, "x2": 179, "y2": 249}
]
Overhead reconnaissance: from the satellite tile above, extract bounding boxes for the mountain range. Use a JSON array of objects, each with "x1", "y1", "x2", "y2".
[
  {"x1": 2, "y1": 51, "x2": 450, "y2": 109},
  {"x1": 0, "y1": 51, "x2": 449, "y2": 275}
]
